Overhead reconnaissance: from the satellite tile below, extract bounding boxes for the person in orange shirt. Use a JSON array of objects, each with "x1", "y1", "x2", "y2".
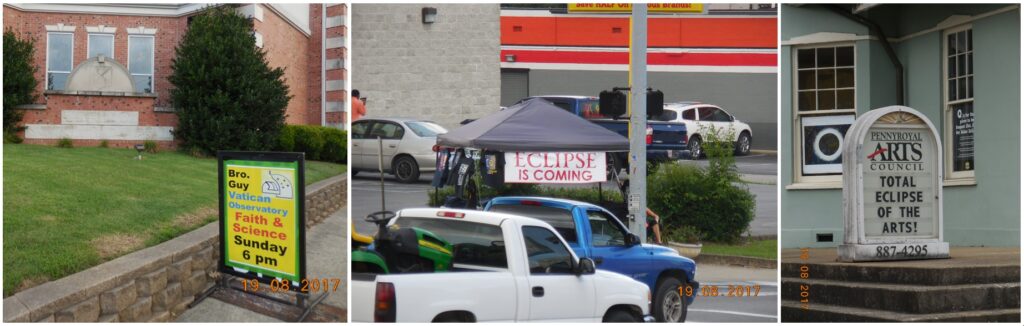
[{"x1": 351, "y1": 89, "x2": 366, "y2": 121}]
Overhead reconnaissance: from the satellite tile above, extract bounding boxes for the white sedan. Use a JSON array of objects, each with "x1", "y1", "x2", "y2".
[
  {"x1": 351, "y1": 118, "x2": 447, "y2": 183},
  {"x1": 660, "y1": 102, "x2": 753, "y2": 158}
]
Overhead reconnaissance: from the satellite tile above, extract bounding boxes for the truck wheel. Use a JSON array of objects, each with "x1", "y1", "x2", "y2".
[
  {"x1": 688, "y1": 136, "x2": 703, "y2": 160},
  {"x1": 735, "y1": 131, "x2": 752, "y2": 156},
  {"x1": 393, "y1": 156, "x2": 420, "y2": 183},
  {"x1": 654, "y1": 277, "x2": 688, "y2": 322},
  {"x1": 603, "y1": 309, "x2": 640, "y2": 322}
]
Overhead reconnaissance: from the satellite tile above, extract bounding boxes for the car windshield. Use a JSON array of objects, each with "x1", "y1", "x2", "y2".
[
  {"x1": 405, "y1": 121, "x2": 447, "y2": 137},
  {"x1": 394, "y1": 216, "x2": 508, "y2": 269}
]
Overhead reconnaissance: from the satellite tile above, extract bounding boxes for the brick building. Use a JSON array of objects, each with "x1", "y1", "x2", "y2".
[{"x1": 2, "y1": 3, "x2": 348, "y2": 148}]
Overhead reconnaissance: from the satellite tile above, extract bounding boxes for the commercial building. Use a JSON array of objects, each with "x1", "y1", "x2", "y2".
[
  {"x1": 780, "y1": 4, "x2": 1020, "y2": 248},
  {"x1": 499, "y1": 4, "x2": 778, "y2": 149},
  {"x1": 351, "y1": 4, "x2": 501, "y2": 129},
  {"x1": 2, "y1": 3, "x2": 348, "y2": 148}
]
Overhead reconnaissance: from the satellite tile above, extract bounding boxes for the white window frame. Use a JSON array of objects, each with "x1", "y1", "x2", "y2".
[
  {"x1": 127, "y1": 34, "x2": 155, "y2": 93},
  {"x1": 45, "y1": 32, "x2": 74, "y2": 91},
  {"x1": 87, "y1": 33, "x2": 115, "y2": 60},
  {"x1": 791, "y1": 42, "x2": 857, "y2": 187},
  {"x1": 942, "y1": 24, "x2": 976, "y2": 184}
]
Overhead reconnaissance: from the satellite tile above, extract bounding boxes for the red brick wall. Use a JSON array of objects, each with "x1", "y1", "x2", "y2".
[
  {"x1": 254, "y1": 4, "x2": 313, "y2": 126},
  {"x1": 2, "y1": 7, "x2": 187, "y2": 108},
  {"x1": 18, "y1": 94, "x2": 179, "y2": 148},
  {"x1": 307, "y1": 4, "x2": 324, "y2": 126}
]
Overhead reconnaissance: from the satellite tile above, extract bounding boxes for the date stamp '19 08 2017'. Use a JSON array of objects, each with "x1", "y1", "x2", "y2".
[{"x1": 798, "y1": 247, "x2": 810, "y2": 310}]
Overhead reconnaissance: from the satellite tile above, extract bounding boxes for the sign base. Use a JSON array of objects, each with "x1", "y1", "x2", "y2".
[{"x1": 838, "y1": 242, "x2": 950, "y2": 262}]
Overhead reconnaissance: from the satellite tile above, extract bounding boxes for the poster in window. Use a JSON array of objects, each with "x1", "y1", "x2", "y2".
[
  {"x1": 951, "y1": 102, "x2": 974, "y2": 172},
  {"x1": 802, "y1": 114, "x2": 855, "y2": 175}
]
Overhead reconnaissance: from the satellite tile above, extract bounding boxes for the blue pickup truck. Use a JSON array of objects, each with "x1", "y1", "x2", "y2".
[
  {"x1": 516, "y1": 95, "x2": 689, "y2": 160},
  {"x1": 484, "y1": 196, "x2": 698, "y2": 322}
]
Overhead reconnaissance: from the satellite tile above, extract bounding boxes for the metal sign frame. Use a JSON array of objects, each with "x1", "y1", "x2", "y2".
[{"x1": 216, "y1": 151, "x2": 308, "y2": 292}]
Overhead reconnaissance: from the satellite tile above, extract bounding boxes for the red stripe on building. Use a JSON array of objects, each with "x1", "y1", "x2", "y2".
[
  {"x1": 501, "y1": 49, "x2": 777, "y2": 67},
  {"x1": 501, "y1": 16, "x2": 777, "y2": 49}
]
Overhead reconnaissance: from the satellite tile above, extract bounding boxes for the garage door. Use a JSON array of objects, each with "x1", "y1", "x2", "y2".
[{"x1": 500, "y1": 69, "x2": 529, "y2": 107}]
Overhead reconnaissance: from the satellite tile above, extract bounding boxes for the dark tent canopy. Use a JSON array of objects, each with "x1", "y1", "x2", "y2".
[{"x1": 437, "y1": 98, "x2": 629, "y2": 152}]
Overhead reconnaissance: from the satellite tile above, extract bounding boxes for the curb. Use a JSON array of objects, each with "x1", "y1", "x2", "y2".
[
  {"x1": 739, "y1": 173, "x2": 778, "y2": 185},
  {"x1": 696, "y1": 253, "x2": 777, "y2": 269},
  {"x1": 750, "y1": 149, "x2": 777, "y2": 155}
]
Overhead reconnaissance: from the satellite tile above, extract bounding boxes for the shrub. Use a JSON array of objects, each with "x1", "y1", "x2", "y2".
[
  {"x1": 143, "y1": 140, "x2": 158, "y2": 153},
  {"x1": 320, "y1": 128, "x2": 347, "y2": 163},
  {"x1": 3, "y1": 30, "x2": 37, "y2": 143},
  {"x1": 699, "y1": 124, "x2": 739, "y2": 183},
  {"x1": 98, "y1": 140, "x2": 109, "y2": 148},
  {"x1": 56, "y1": 138, "x2": 73, "y2": 148},
  {"x1": 293, "y1": 125, "x2": 325, "y2": 160},
  {"x1": 169, "y1": 6, "x2": 290, "y2": 155},
  {"x1": 647, "y1": 163, "x2": 754, "y2": 243},
  {"x1": 277, "y1": 125, "x2": 297, "y2": 152}
]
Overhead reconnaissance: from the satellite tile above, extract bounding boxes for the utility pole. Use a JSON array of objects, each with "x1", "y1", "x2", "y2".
[{"x1": 628, "y1": 5, "x2": 648, "y2": 241}]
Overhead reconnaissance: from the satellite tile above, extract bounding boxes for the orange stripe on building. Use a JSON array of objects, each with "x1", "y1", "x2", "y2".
[{"x1": 501, "y1": 16, "x2": 777, "y2": 49}]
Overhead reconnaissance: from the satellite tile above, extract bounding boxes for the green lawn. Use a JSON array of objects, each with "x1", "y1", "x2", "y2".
[
  {"x1": 3, "y1": 144, "x2": 344, "y2": 296},
  {"x1": 701, "y1": 239, "x2": 778, "y2": 260}
]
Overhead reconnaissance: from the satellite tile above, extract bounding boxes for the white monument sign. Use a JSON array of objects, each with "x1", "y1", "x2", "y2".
[{"x1": 839, "y1": 106, "x2": 949, "y2": 262}]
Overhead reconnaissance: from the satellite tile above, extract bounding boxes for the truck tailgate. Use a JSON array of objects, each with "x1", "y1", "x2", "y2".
[{"x1": 352, "y1": 271, "x2": 519, "y2": 322}]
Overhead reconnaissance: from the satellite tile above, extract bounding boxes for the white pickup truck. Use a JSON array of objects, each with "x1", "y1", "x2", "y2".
[{"x1": 351, "y1": 208, "x2": 654, "y2": 322}]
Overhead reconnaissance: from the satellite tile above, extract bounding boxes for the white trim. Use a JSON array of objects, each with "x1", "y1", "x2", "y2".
[
  {"x1": 890, "y1": 5, "x2": 1018, "y2": 43},
  {"x1": 782, "y1": 32, "x2": 873, "y2": 46},
  {"x1": 325, "y1": 15, "x2": 345, "y2": 29},
  {"x1": 44, "y1": 23, "x2": 76, "y2": 32},
  {"x1": 87, "y1": 33, "x2": 115, "y2": 60},
  {"x1": 126, "y1": 26, "x2": 157, "y2": 35},
  {"x1": 501, "y1": 45, "x2": 776, "y2": 54},
  {"x1": 45, "y1": 32, "x2": 74, "y2": 91},
  {"x1": 254, "y1": 32, "x2": 264, "y2": 48},
  {"x1": 499, "y1": 9, "x2": 775, "y2": 19},
  {"x1": 499, "y1": 62, "x2": 776, "y2": 74},
  {"x1": 85, "y1": 25, "x2": 116, "y2": 34},
  {"x1": 6, "y1": 3, "x2": 208, "y2": 17},
  {"x1": 127, "y1": 35, "x2": 155, "y2": 93},
  {"x1": 941, "y1": 24, "x2": 976, "y2": 182},
  {"x1": 236, "y1": 4, "x2": 264, "y2": 22}
]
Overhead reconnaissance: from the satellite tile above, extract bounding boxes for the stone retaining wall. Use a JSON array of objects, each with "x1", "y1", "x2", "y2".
[{"x1": 3, "y1": 175, "x2": 347, "y2": 322}]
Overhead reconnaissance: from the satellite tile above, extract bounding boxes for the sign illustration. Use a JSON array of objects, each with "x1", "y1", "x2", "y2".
[
  {"x1": 218, "y1": 151, "x2": 306, "y2": 287},
  {"x1": 839, "y1": 106, "x2": 949, "y2": 262}
]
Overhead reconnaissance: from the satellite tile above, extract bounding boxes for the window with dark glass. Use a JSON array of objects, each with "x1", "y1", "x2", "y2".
[{"x1": 522, "y1": 226, "x2": 575, "y2": 275}]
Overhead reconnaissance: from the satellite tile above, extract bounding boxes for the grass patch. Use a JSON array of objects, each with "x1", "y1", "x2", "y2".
[
  {"x1": 701, "y1": 239, "x2": 777, "y2": 260},
  {"x1": 3, "y1": 144, "x2": 344, "y2": 296}
]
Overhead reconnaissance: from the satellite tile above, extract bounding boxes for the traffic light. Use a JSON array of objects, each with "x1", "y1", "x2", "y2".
[
  {"x1": 647, "y1": 89, "x2": 664, "y2": 117},
  {"x1": 599, "y1": 90, "x2": 627, "y2": 118}
]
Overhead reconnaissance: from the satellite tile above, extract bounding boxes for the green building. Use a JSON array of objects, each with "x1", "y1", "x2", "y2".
[{"x1": 780, "y1": 4, "x2": 1020, "y2": 248}]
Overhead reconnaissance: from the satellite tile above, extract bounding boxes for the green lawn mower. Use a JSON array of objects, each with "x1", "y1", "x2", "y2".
[{"x1": 352, "y1": 211, "x2": 454, "y2": 274}]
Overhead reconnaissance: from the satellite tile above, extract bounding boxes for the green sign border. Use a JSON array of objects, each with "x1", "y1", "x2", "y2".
[{"x1": 216, "y1": 151, "x2": 307, "y2": 291}]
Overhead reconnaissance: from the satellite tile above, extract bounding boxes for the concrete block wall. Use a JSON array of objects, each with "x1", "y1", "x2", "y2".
[
  {"x1": 3, "y1": 175, "x2": 347, "y2": 322},
  {"x1": 352, "y1": 3, "x2": 501, "y2": 129}
]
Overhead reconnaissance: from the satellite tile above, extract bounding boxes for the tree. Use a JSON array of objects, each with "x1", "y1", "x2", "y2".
[
  {"x1": 3, "y1": 30, "x2": 38, "y2": 143},
  {"x1": 169, "y1": 6, "x2": 291, "y2": 155}
]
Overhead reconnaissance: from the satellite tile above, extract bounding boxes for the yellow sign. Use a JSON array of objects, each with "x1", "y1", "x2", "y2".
[
  {"x1": 568, "y1": 3, "x2": 705, "y2": 13},
  {"x1": 222, "y1": 158, "x2": 302, "y2": 283}
]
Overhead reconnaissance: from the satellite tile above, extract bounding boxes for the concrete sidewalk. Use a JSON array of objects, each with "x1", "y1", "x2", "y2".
[{"x1": 175, "y1": 207, "x2": 348, "y2": 322}]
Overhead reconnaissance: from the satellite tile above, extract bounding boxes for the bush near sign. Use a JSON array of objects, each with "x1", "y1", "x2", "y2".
[{"x1": 839, "y1": 106, "x2": 949, "y2": 262}]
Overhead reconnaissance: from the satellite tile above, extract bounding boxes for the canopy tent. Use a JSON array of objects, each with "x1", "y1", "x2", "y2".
[{"x1": 436, "y1": 98, "x2": 629, "y2": 152}]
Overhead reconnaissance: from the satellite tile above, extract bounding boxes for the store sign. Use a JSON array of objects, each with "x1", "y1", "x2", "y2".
[
  {"x1": 504, "y1": 152, "x2": 606, "y2": 184},
  {"x1": 218, "y1": 151, "x2": 306, "y2": 287},
  {"x1": 839, "y1": 106, "x2": 948, "y2": 262},
  {"x1": 568, "y1": 3, "x2": 705, "y2": 13}
]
